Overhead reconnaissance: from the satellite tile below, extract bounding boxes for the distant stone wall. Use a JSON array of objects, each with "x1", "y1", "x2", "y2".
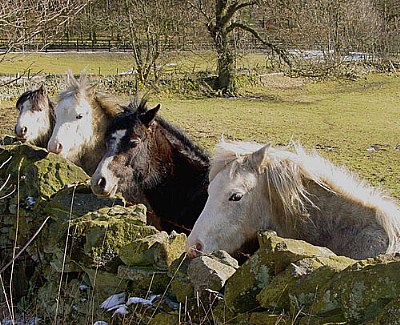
[{"x1": 1, "y1": 142, "x2": 400, "y2": 324}]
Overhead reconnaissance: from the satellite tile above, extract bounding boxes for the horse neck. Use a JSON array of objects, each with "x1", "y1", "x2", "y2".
[
  {"x1": 77, "y1": 101, "x2": 110, "y2": 175},
  {"x1": 156, "y1": 122, "x2": 207, "y2": 179},
  {"x1": 139, "y1": 125, "x2": 209, "y2": 228}
]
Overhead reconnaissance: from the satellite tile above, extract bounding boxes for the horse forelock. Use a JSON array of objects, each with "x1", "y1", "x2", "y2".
[
  {"x1": 125, "y1": 95, "x2": 149, "y2": 114},
  {"x1": 58, "y1": 71, "x2": 90, "y2": 103},
  {"x1": 209, "y1": 140, "x2": 264, "y2": 182},
  {"x1": 16, "y1": 90, "x2": 34, "y2": 110}
]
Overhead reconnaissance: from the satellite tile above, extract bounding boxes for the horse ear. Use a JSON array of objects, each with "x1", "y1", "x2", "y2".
[
  {"x1": 140, "y1": 104, "x2": 160, "y2": 127},
  {"x1": 251, "y1": 143, "x2": 271, "y2": 171},
  {"x1": 39, "y1": 84, "x2": 47, "y2": 95}
]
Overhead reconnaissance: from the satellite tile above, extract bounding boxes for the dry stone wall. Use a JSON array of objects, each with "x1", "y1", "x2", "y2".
[{"x1": 1, "y1": 141, "x2": 400, "y2": 324}]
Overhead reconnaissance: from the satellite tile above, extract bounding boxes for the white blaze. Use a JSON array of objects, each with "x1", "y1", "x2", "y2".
[
  {"x1": 48, "y1": 95, "x2": 93, "y2": 160},
  {"x1": 16, "y1": 100, "x2": 50, "y2": 143}
]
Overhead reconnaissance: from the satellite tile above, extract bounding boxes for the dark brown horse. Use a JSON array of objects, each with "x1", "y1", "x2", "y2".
[
  {"x1": 91, "y1": 97, "x2": 210, "y2": 232},
  {"x1": 15, "y1": 85, "x2": 56, "y2": 148}
]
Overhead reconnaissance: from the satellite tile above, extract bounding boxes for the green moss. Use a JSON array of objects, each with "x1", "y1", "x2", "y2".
[
  {"x1": 70, "y1": 205, "x2": 158, "y2": 271},
  {"x1": 311, "y1": 255, "x2": 400, "y2": 323}
]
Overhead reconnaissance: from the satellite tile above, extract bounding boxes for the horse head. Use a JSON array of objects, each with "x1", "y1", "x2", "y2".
[
  {"x1": 91, "y1": 98, "x2": 161, "y2": 199},
  {"x1": 48, "y1": 71, "x2": 120, "y2": 174},
  {"x1": 187, "y1": 141, "x2": 271, "y2": 258},
  {"x1": 15, "y1": 85, "x2": 55, "y2": 147},
  {"x1": 48, "y1": 71, "x2": 95, "y2": 158}
]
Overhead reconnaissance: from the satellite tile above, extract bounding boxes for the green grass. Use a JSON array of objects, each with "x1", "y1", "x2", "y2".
[
  {"x1": 157, "y1": 74, "x2": 400, "y2": 198},
  {"x1": 1, "y1": 52, "x2": 400, "y2": 198},
  {"x1": 0, "y1": 51, "x2": 272, "y2": 76}
]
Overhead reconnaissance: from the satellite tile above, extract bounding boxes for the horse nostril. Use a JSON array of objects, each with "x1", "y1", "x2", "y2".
[
  {"x1": 21, "y1": 126, "x2": 27, "y2": 135},
  {"x1": 188, "y1": 240, "x2": 203, "y2": 259},
  {"x1": 195, "y1": 240, "x2": 203, "y2": 252},
  {"x1": 56, "y1": 143, "x2": 63, "y2": 153},
  {"x1": 97, "y1": 177, "x2": 106, "y2": 189}
]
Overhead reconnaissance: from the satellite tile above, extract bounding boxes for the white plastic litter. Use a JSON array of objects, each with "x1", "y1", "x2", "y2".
[{"x1": 100, "y1": 292, "x2": 126, "y2": 310}]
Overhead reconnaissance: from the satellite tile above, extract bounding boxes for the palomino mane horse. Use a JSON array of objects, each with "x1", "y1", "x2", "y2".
[
  {"x1": 15, "y1": 85, "x2": 56, "y2": 148},
  {"x1": 187, "y1": 140, "x2": 400, "y2": 260},
  {"x1": 91, "y1": 97, "x2": 210, "y2": 232},
  {"x1": 47, "y1": 71, "x2": 122, "y2": 175}
]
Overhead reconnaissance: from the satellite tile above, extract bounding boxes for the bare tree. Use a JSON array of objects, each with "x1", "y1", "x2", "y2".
[
  {"x1": 187, "y1": 0, "x2": 289, "y2": 95},
  {"x1": 0, "y1": 0, "x2": 90, "y2": 56},
  {"x1": 118, "y1": 0, "x2": 184, "y2": 84}
]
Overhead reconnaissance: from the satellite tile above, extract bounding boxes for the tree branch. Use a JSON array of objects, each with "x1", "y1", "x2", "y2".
[
  {"x1": 220, "y1": 1, "x2": 258, "y2": 28},
  {"x1": 227, "y1": 21, "x2": 291, "y2": 67}
]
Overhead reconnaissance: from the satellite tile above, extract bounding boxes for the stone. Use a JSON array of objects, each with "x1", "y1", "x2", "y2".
[
  {"x1": 257, "y1": 255, "x2": 354, "y2": 311},
  {"x1": 311, "y1": 254, "x2": 400, "y2": 323},
  {"x1": 0, "y1": 144, "x2": 88, "y2": 214},
  {"x1": 224, "y1": 231, "x2": 337, "y2": 313},
  {"x1": 70, "y1": 205, "x2": 157, "y2": 272},
  {"x1": 118, "y1": 265, "x2": 170, "y2": 292},
  {"x1": 187, "y1": 254, "x2": 237, "y2": 295},
  {"x1": 288, "y1": 256, "x2": 354, "y2": 314},
  {"x1": 373, "y1": 298, "x2": 400, "y2": 324},
  {"x1": 83, "y1": 267, "x2": 128, "y2": 301},
  {"x1": 119, "y1": 230, "x2": 187, "y2": 270},
  {"x1": 169, "y1": 253, "x2": 194, "y2": 303},
  {"x1": 43, "y1": 183, "x2": 125, "y2": 221}
]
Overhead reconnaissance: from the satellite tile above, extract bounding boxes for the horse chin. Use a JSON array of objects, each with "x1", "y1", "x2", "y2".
[{"x1": 16, "y1": 136, "x2": 27, "y2": 143}]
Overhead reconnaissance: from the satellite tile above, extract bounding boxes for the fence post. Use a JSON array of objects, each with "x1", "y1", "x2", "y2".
[{"x1": 76, "y1": 40, "x2": 79, "y2": 52}]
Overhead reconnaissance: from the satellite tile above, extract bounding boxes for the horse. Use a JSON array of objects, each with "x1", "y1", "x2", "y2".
[
  {"x1": 187, "y1": 140, "x2": 400, "y2": 260},
  {"x1": 14, "y1": 85, "x2": 56, "y2": 148},
  {"x1": 47, "y1": 71, "x2": 123, "y2": 175},
  {"x1": 90, "y1": 97, "x2": 210, "y2": 232}
]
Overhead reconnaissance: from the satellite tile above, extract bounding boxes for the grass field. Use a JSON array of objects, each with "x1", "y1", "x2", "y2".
[{"x1": 1, "y1": 52, "x2": 400, "y2": 198}]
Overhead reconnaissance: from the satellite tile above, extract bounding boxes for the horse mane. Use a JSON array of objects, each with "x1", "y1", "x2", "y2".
[
  {"x1": 124, "y1": 95, "x2": 209, "y2": 166},
  {"x1": 212, "y1": 140, "x2": 400, "y2": 251},
  {"x1": 58, "y1": 71, "x2": 120, "y2": 117},
  {"x1": 157, "y1": 117, "x2": 210, "y2": 167},
  {"x1": 94, "y1": 92, "x2": 121, "y2": 117}
]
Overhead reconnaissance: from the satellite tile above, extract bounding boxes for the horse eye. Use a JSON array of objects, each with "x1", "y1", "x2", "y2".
[
  {"x1": 130, "y1": 138, "x2": 141, "y2": 146},
  {"x1": 76, "y1": 114, "x2": 83, "y2": 119},
  {"x1": 229, "y1": 193, "x2": 243, "y2": 202}
]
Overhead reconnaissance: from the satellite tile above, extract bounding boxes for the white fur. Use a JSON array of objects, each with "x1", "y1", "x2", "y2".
[
  {"x1": 91, "y1": 129, "x2": 126, "y2": 196},
  {"x1": 15, "y1": 100, "x2": 51, "y2": 143},
  {"x1": 187, "y1": 140, "x2": 400, "y2": 259},
  {"x1": 48, "y1": 95, "x2": 93, "y2": 161}
]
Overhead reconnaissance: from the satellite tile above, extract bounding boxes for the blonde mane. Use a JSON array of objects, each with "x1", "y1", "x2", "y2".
[{"x1": 211, "y1": 140, "x2": 400, "y2": 252}]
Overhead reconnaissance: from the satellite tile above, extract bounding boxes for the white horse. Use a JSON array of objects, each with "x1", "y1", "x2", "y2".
[
  {"x1": 187, "y1": 140, "x2": 400, "y2": 260},
  {"x1": 47, "y1": 71, "x2": 122, "y2": 175},
  {"x1": 15, "y1": 85, "x2": 56, "y2": 148}
]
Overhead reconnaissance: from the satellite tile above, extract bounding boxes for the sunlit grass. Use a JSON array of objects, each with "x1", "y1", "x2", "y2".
[
  {"x1": 1, "y1": 52, "x2": 399, "y2": 198},
  {"x1": 0, "y1": 51, "x2": 273, "y2": 76}
]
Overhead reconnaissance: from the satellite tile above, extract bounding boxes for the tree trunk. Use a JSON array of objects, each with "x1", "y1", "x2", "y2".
[{"x1": 215, "y1": 30, "x2": 236, "y2": 95}]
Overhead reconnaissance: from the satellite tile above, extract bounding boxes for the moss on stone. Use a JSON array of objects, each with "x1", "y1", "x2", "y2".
[
  {"x1": 70, "y1": 205, "x2": 157, "y2": 272},
  {"x1": 311, "y1": 254, "x2": 400, "y2": 323}
]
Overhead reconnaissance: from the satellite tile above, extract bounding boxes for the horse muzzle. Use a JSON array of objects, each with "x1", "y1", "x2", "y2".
[
  {"x1": 91, "y1": 176, "x2": 118, "y2": 198},
  {"x1": 186, "y1": 239, "x2": 203, "y2": 259}
]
